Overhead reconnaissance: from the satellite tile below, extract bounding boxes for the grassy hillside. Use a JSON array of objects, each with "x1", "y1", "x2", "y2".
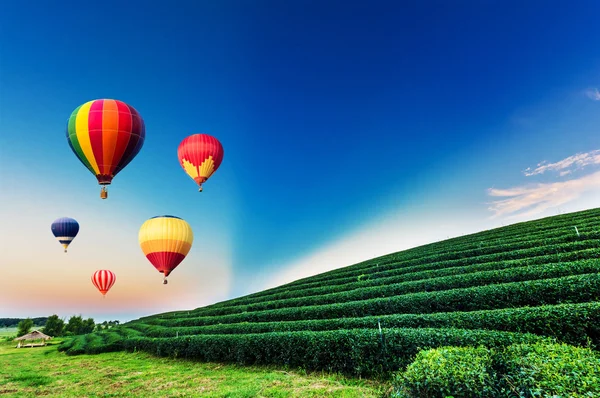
[
  {"x1": 60, "y1": 208, "x2": 600, "y2": 380},
  {"x1": 0, "y1": 340, "x2": 384, "y2": 397}
]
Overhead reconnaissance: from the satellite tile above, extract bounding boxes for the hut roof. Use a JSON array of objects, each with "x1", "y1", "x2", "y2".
[{"x1": 14, "y1": 330, "x2": 52, "y2": 341}]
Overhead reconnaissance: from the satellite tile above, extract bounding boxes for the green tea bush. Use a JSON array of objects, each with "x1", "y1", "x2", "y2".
[
  {"x1": 394, "y1": 342, "x2": 600, "y2": 397},
  {"x1": 137, "y1": 302, "x2": 600, "y2": 348},
  {"x1": 172, "y1": 260, "x2": 600, "y2": 317},
  {"x1": 57, "y1": 337, "x2": 76, "y2": 352},
  {"x1": 395, "y1": 346, "x2": 497, "y2": 398},
  {"x1": 157, "y1": 274, "x2": 600, "y2": 327},
  {"x1": 207, "y1": 242, "x2": 600, "y2": 307},
  {"x1": 284, "y1": 234, "x2": 600, "y2": 290},
  {"x1": 60, "y1": 335, "x2": 87, "y2": 355},
  {"x1": 498, "y1": 342, "x2": 600, "y2": 397},
  {"x1": 121, "y1": 327, "x2": 548, "y2": 377},
  {"x1": 205, "y1": 249, "x2": 600, "y2": 309}
]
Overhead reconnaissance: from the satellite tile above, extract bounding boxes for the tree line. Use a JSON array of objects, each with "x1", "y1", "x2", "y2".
[
  {"x1": 15, "y1": 315, "x2": 121, "y2": 337},
  {"x1": 1, "y1": 317, "x2": 47, "y2": 328}
]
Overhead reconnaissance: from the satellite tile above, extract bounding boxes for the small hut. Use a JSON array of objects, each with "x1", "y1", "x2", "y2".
[{"x1": 14, "y1": 330, "x2": 52, "y2": 348}]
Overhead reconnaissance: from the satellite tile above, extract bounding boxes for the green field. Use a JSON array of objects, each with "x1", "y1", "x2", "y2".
[
  {"x1": 0, "y1": 328, "x2": 18, "y2": 338},
  {"x1": 11, "y1": 208, "x2": 600, "y2": 396},
  {"x1": 0, "y1": 340, "x2": 385, "y2": 397}
]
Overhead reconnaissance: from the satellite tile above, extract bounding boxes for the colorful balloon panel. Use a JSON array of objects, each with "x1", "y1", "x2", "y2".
[
  {"x1": 92, "y1": 270, "x2": 116, "y2": 296},
  {"x1": 177, "y1": 134, "x2": 224, "y2": 190},
  {"x1": 66, "y1": 99, "x2": 145, "y2": 185},
  {"x1": 138, "y1": 215, "x2": 194, "y2": 277},
  {"x1": 51, "y1": 217, "x2": 79, "y2": 252}
]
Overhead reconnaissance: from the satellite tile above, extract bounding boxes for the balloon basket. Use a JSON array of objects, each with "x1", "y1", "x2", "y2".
[{"x1": 100, "y1": 187, "x2": 108, "y2": 199}]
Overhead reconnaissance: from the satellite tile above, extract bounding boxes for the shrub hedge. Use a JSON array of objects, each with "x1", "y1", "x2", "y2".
[
  {"x1": 394, "y1": 342, "x2": 600, "y2": 398},
  {"x1": 154, "y1": 274, "x2": 600, "y2": 327},
  {"x1": 120, "y1": 328, "x2": 548, "y2": 377},
  {"x1": 134, "y1": 302, "x2": 600, "y2": 348},
  {"x1": 204, "y1": 249, "x2": 600, "y2": 309},
  {"x1": 164, "y1": 260, "x2": 600, "y2": 317}
]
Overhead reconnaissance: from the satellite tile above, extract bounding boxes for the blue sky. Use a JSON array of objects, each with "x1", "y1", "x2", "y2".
[{"x1": 1, "y1": 0, "x2": 599, "y2": 321}]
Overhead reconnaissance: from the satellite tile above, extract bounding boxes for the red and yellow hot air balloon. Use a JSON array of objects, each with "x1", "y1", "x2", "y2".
[
  {"x1": 139, "y1": 215, "x2": 194, "y2": 284},
  {"x1": 92, "y1": 270, "x2": 116, "y2": 297},
  {"x1": 177, "y1": 134, "x2": 224, "y2": 192},
  {"x1": 66, "y1": 99, "x2": 146, "y2": 199}
]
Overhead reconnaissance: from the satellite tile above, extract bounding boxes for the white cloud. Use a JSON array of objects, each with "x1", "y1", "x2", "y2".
[
  {"x1": 487, "y1": 170, "x2": 600, "y2": 219},
  {"x1": 585, "y1": 87, "x2": 600, "y2": 101},
  {"x1": 523, "y1": 149, "x2": 600, "y2": 177}
]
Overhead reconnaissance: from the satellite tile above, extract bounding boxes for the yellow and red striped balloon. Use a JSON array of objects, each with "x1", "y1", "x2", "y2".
[
  {"x1": 138, "y1": 215, "x2": 194, "y2": 283},
  {"x1": 91, "y1": 270, "x2": 116, "y2": 296}
]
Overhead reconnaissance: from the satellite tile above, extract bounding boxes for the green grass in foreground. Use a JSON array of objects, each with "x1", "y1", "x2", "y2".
[{"x1": 0, "y1": 340, "x2": 387, "y2": 397}]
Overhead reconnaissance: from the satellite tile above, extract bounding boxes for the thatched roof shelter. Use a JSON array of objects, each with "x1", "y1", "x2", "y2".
[
  {"x1": 14, "y1": 330, "x2": 52, "y2": 347},
  {"x1": 15, "y1": 330, "x2": 52, "y2": 341}
]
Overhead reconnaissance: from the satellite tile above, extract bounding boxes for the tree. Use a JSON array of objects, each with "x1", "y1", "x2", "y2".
[
  {"x1": 43, "y1": 315, "x2": 65, "y2": 337},
  {"x1": 82, "y1": 318, "x2": 95, "y2": 334},
  {"x1": 64, "y1": 315, "x2": 84, "y2": 335},
  {"x1": 63, "y1": 315, "x2": 95, "y2": 335},
  {"x1": 17, "y1": 318, "x2": 33, "y2": 337}
]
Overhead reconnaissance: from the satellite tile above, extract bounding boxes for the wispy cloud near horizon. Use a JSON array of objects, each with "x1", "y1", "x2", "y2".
[
  {"x1": 585, "y1": 87, "x2": 600, "y2": 101},
  {"x1": 489, "y1": 149, "x2": 600, "y2": 219},
  {"x1": 523, "y1": 149, "x2": 600, "y2": 177}
]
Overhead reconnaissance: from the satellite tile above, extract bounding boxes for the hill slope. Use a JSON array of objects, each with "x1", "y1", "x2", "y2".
[{"x1": 60, "y1": 208, "x2": 600, "y2": 377}]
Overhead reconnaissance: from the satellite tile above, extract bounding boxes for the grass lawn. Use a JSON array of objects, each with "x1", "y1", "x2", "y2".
[
  {"x1": 0, "y1": 340, "x2": 388, "y2": 397},
  {"x1": 0, "y1": 327, "x2": 18, "y2": 337}
]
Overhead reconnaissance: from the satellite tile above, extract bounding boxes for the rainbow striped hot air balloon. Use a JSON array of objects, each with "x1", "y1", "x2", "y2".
[
  {"x1": 92, "y1": 270, "x2": 116, "y2": 297},
  {"x1": 177, "y1": 134, "x2": 224, "y2": 192},
  {"x1": 51, "y1": 217, "x2": 80, "y2": 253},
  {"x1": 66, "y1": 99, "x2": 145, "y2": 199},
  {"x1": 138, "y1": 215, "x2": 194, "y2": 284}
]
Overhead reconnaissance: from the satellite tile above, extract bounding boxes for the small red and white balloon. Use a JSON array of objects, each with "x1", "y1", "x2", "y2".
[{"x1": 91, "y1": 270, "x2": 116, "y2": 297}]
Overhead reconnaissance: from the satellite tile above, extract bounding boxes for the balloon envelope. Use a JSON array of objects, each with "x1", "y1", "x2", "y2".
[
  {"x1": 138, "y1": 215, "x2": 194, "y2": 278},
  {"x1": 177, "y1": 134, "x2": 224, "y2": 191},
  {"x1": 51, "y1": 217, "x2": 79, "y2": 252},
  {"x1": 92, "y1": 270, "x2": 116, "y2": 296},
  {"x1": 66, "y1": 99, "x2": 145, "y2": 186}
]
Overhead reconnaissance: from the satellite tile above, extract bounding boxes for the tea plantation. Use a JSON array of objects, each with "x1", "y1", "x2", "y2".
[{"x1": 60, "y1": 208, "x2": 600, "y2": 396}]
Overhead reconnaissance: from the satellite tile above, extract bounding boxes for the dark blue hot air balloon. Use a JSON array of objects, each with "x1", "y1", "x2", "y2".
[{"x1": 51, "y1": 217, "x2": 80, "y2": 253}]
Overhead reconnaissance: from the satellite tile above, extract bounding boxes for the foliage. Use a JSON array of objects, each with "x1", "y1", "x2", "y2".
[
  {"x1": 61, "y1": 327, "x2": 549, "y2": 378},
  {"x1": 55, "y1": 208, "x2": 600, "y2": 383},
  {"x1": 95, "y1": 320, "x2": 120, "y2": 331},
  {"x1": 64, "y1": 316, "x2": 95, "y2": 336},
  {"x1": 135, "y1": 302, "x2": 600, "y2": 348},
  {"x1": 1, "y1": 341, "x2": 385, "y2": 397},
  {"x1": 167, "y1": 260, "x2": 600, "y2": 317},
  {"x1": 212, "y1": 249, "x2": 600, "y2": 308},
  {"x1": 498, "y1": 342, "x2": 600, "y2": 397},
  {"x1": 42, "y1": 315, "x2": 65, "y2": 337},
  {"x1": 156, "y1": 273, "x2": 600, "y2": 327},
  {"x1": 395, "y1": 346, "x2": 497, "y2": 397},
  {"x1": 16, "y1": 318, "x2": 34, "y2": 337},
  {"x1": 393, "y1": 342, "x2": 600, "y2": 397},
  {"x1": 0, "y1": 318, "x2": 48, "y2": 328}
]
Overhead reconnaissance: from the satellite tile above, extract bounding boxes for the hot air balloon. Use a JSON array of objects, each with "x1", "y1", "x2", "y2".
[
  {"x1": 138, "y1": 215, "x2": 194, "y2": 284},
  {"x1": 66, "y1": 99, "x2": 146, "y2": 199},
  {"x1": 51, "y1": 217, "x2": 80, "y2": 253},
  {"x1": 177, "y1": 134, "x2": 224, "y2": 192},
  {"x1": 92, "y1": 270, "x2": 116, "y2": 297}
]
